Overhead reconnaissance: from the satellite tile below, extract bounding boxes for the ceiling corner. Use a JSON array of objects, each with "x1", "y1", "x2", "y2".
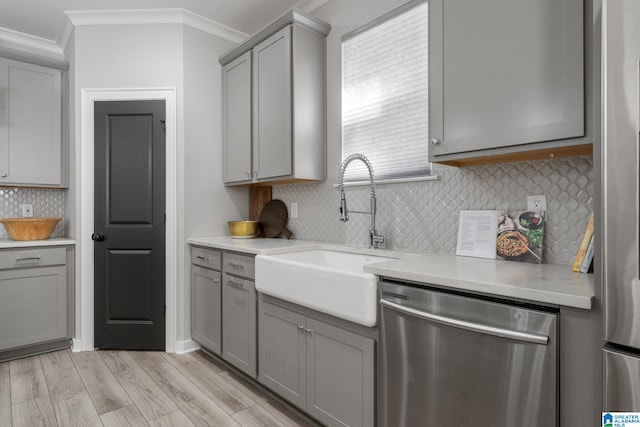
[{"x1": 295, "y1": 0, "x2": 332, "y2": 13}]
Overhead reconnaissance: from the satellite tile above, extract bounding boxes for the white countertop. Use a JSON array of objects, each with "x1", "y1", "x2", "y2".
[
  {"x1": 188, "y1": 236, "x2": 327, "y2": 255},
  {"x1": 364, "y1": 252, "x2": 594, "y2": 309},
  {"x1": 0, "y1": 238, "x2": 76, "y2": 248},
  {"x1": 188, "y1": 236, "x2": 595, "y2": 309}
]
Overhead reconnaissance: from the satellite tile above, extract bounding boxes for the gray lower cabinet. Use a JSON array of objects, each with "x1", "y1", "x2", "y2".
[
  {"x1": 222, "y1": 274, "x2": 257, "y2": 377},
  {"x1": 222, "y1": 252, "x2": 257, "y2": 377},
  {"x1": 259, "y1": 297, "x2": 375, "y2": 427},
  {"x1": 0, "y1": 247, "x2": 69, "y2": 359},
  {"x1": 190, "y1": 247, "x2": 258, "y2": 378},
  {"x1": 191, "y1": 247, "x2": 222, "y2": 355}
]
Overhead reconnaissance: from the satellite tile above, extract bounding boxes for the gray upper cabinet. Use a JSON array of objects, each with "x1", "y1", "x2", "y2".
[
  {"x1": 253, "y1": 26, "x2": 293, "y2": 181},
  {"x1": 429, "y1": 0, "x2": 588, "y2": 166},
  {"x1": 0, "y1": 58, "x2": 64, "y2": 186},
  {"x1": 223, "y1": 52, "x2": 252, "y2": 183},
  {"x1": 220, "y1": 11, "x2": 330, "y2": 185}
]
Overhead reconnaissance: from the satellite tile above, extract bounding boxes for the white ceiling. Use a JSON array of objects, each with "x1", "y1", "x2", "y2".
[{"x1": 0, "y1": 0, "x2": 323, "y2": 46}]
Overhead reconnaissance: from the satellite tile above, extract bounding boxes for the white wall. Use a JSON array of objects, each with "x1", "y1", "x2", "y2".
[
  {"x1": 182, "y1": 25, "x2": 248, "y2": 344},
  {"x1": 71, "y1": 22, "x2": 247, "y2": 350}
]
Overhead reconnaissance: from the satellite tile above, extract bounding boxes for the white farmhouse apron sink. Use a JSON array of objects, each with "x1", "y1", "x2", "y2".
[{"x1": 255, "y1": 249, "x2": 394, "y2": 326}]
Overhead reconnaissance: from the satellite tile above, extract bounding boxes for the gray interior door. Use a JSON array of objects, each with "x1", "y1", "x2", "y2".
[{"x1": 93, "y1": 100, "x2": 166, "y2": 350}]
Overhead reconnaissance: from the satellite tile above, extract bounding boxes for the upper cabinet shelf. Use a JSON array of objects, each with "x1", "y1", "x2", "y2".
[
  {"x1": 220, "y1": 12, "x2": 330, "y2": 186},
  {"x1": 428, "y1": 0, "x2": 592, "y2": 167}
]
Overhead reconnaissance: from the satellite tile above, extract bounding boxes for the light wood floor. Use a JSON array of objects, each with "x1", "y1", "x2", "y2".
[{"x1": 0, "y1": 349, "x2": 320, "y2": 427}]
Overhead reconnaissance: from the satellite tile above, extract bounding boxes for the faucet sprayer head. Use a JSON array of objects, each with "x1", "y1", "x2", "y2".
[{"x1": 340, "y1": 191, "x2": 349, "y2": 222}]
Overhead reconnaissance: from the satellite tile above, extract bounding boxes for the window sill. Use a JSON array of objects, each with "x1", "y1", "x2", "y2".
[{"x1": 333, "y1": 174, "x2": 440, "y2": 188}]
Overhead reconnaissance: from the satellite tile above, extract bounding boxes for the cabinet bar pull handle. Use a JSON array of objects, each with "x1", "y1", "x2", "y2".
[
  {"x1": 228, "y1": 263, "x2": 244, "y2": 270},
  {"x1": 16, "y1": 256, "x2": 41, "y2": 261},
  {"x1": 196, "y1": 256, "x2": 207, "y2": 261},
  {"x1": 227, "y1": 280, "x2": 243, "y2": 289}
]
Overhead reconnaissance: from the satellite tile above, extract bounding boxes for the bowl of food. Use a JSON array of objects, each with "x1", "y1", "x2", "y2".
[
  {"x1": 0, "y1": 218, "x2": 62, "y2": 241},
  {"x1": 227, "y1": 220, "x2": 259, "y2": 239},
  {"x1": 519, "y1": 212, "x2": 544, "y2": 229},
  {"x1": 496, "y1": 230, "x2": 531, "y2": 260}
]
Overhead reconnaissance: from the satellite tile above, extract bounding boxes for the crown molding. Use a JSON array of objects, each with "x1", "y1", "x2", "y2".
[
  {"x1": 0, "y1": 26, "x2": 65, "y2": 61},
  {"x1": 64, "y1": 8, "x2": 248, "y2": 44},
  {"x1": 58, "y1": 17, "x2": 75, "y2": 54}
]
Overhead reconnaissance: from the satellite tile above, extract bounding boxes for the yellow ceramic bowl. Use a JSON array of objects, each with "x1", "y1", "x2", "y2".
[
  {"x1": 0, "y1": 218, "x2": 62, "y2": 241},
  {"x1": 227, "y1": 220, "x2": 259, "y2": 238}
]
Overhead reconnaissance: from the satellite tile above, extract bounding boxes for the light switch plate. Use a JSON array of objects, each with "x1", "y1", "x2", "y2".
[{"x1": 290, "y1": 202, "x2": 298, "y2": 218}]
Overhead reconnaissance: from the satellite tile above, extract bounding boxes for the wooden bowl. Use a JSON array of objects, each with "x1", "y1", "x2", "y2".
[
  {"x1": 0, "y1": 218, "x2": 62, "y2": 241},
  {"x1": 227, "y1": 220, "x2": 259, "y2": 238}
]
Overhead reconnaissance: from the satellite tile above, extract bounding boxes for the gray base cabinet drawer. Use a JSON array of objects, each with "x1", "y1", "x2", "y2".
[
  {"x1": 191, "y1": 247, "x2": 222, "y2": 270},
  {"x1": 0, "y1": 265, "x2": 67, "y2": 351},
  {"x1": 223, "y1": 252, "x2": 255, "y2": 279},
  {"x1": 0, "y1": 247, "x2": 66, "y2": 270}
]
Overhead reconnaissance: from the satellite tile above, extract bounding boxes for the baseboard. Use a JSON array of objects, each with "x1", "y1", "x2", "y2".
[
  {"x1": 71, "y1": 338, "x2": 95, "y2": 352},
  {"x1": 174, "y1": 339, "x2": 200, "y2": 354}
]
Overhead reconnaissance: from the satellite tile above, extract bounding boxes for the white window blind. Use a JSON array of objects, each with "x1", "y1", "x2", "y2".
[{"x1": 341, "y1": 1, "x2": 429, "y2": 182}]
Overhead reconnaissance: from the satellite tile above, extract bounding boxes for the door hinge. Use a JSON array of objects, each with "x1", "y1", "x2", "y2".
[
  {"x1": 160, "y1": 120, "x2": 166, "y2": 133},
  {"x1": 163, "y1": 305, "x2": 166, "y2": 317},
  {"x1": 164, "y1": 213, "x2": 166, "y2": 225}
]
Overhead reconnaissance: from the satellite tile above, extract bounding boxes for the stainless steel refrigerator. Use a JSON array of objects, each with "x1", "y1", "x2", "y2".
[{"x1": 603, "y1": 0, "x2": 640, "y2": 410}]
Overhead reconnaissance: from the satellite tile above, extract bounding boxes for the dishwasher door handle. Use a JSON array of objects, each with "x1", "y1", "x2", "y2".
[{"x1": 381, "y1": 299, "x2": 549, "y2": 345}]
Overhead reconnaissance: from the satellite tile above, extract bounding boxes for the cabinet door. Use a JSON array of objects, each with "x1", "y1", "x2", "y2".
[
  {"x1": 253, "y1": 25, "x2": 293, "y2": 180},
  {"x1": 0, "y1": 59, "x2": 62, "y2": 186},
  {"x1": 223, "y1": 52, "x2": 253, "y2": 184},
  {"x1": 191, "y1": 265, "x2": 222, "y2": 355},
  {"x1": 222, "y1": 274, "x2": 257, "y2": 377},
  {"x1": 0, "y1": 266, "x2": 66, "y2": 351},
  {"x1": 258, "y1": 299, "x2": 306, "y2": 409},
  {"x1": 305, "y1": 318, "x2": 375, "y2": 427},
  {"x1": 429, "y1": 0, "x2": 583, "y2": 157}
]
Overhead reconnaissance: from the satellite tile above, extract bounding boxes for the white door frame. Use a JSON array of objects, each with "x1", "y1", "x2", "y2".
[{"x1": 75, "y1": 88, "x2": 178, "y2": 352}]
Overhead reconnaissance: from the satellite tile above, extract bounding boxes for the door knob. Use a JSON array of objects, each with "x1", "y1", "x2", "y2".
[{"x1": 91, "y1": 233, "x2": 106, "y2": 241}]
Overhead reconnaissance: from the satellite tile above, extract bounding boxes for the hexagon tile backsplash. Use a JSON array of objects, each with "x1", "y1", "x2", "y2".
[
  {"x1": 274, "y1": 156, "x2": 594, "y2": 265},
  {"x1": 0, "y1": 188, "x2": 65, "y2": 239}
]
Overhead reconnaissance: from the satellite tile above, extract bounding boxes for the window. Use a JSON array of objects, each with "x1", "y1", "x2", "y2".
[{"x1": 341, "y1": 0, "x2": 429, "y2": 183}]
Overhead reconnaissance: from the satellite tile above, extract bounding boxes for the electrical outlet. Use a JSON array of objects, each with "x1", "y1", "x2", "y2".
[
  {"x1": 20, "y1": 204, "x2": 33, "y2": 218},
  {"x1": 527, "y1": 195, "x2": 547, "y2": 212},
  {"x1": 290, "y1": 202, "x2": 299, "y2": 218}
]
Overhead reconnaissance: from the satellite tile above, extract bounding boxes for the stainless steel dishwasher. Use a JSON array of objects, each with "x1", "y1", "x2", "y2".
[{"x1": 379, "y1": 280, "x2": 558, "y2": 427}]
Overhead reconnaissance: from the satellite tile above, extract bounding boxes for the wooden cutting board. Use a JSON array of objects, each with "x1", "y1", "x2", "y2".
[{"x1": 259, "y1": 199, "x2": 293, "y2": 239}]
